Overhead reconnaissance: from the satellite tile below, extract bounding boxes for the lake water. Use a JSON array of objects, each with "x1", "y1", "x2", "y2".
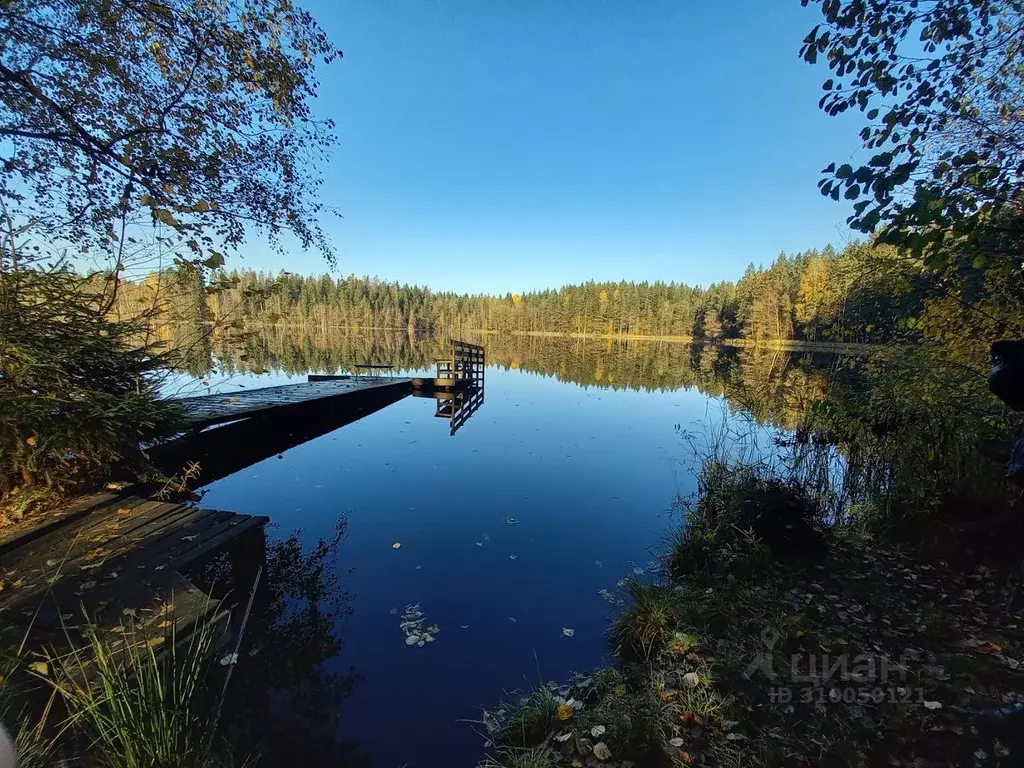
[{"x1": 181, "y1": 334, "x2": 834, "y2": 766}]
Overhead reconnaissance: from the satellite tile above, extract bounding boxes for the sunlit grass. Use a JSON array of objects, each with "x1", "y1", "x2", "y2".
[
  {"x1": 612, "y1": 580, "x2": 678, "y2": 660},
  {"x1": 47, "y1": 613, "x2": 243, "y2": 768}
]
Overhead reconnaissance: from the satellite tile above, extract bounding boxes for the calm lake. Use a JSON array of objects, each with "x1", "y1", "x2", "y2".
[{"x1": 172, "y1": 332, "x2": 843, "y2": 766}]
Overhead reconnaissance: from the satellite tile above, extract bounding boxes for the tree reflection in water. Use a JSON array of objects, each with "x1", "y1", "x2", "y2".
[{"x1": 190, "y1": 517, "x2": 368, "y2": 766}]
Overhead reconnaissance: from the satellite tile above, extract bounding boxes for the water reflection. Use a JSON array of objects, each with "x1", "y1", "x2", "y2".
[
  {"x1": 176, "y1": 331, "x2": 866, "y2": 766},
  {"x1": 190, "y1": 519, "x2": 367, "y2": 765},
  {"x1": 201, "y1": 327, "x2": 852, "y2": 433}
]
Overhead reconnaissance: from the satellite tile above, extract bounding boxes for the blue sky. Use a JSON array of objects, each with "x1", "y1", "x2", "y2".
[{"x1": 249, "y1": 0, "x2": 864, "y2": 294}]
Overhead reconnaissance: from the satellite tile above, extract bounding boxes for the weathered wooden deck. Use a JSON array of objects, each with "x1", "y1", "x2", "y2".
[
  {"x1": 178, "y1": 376, "x2": 413, "y2": 429},
  {"x1": 0, "y1": 493, "x2": 267, "y2": 623}
]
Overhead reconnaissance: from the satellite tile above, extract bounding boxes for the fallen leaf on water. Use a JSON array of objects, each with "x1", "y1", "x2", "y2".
[
  {"x1": 562, "y1": 628, "x2": 575, "y2": 637},
  {"x1": 508, "y1": 617, "x2": 517, "y2": 624},
  {"x1": 460, "y1": 624, "x2": 469, "y2": 629},
  {"x1": 220, "y1": 653, "x2": 239, "y2": 666},
  {"x1": 181, "y1": 535, "x2": 198, "y2": 543},
  {"x1": 389, "y1": 607, "x2": 398, "y2": 615},
  {"x1": 392, "y1": 542, "x2": 401, "y2": 549},
  {"x1": 509, "y1": 554, "x2": 517, "y2": 560},
  {"x1": 475, "y1": 542, "x2": 484, "y2": 548},
  {"x1": 593, "y1": 742, "x2": 611, "y2": 760},
  {"x1": 556, "y1": 703, "x2": 574, "y2": 721}
]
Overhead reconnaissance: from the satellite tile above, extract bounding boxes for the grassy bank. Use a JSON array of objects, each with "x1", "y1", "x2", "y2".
[{"x1": 478, "y1": 453, "x2": 1024, "y2": 768}]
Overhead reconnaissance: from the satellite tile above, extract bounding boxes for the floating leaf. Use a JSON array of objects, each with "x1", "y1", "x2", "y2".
[
  {"x1": 508, "y1": 617, "x2": 517, "y2": 623},
  {"x1": 509, "y1": 554, "x2": 517, "y2": 560},
  {"x1": 220, "y1": 653, "x2": 239, "y2": 666},
  {"x1": 392, "y1": 542, "x2": 401, "y2": 549},
  {"x1": 562, "y1": 628, "x2": 575, "y2": 637},
  {"x1": 181, "y1": 535, "x2": 198, "y2": 543}
]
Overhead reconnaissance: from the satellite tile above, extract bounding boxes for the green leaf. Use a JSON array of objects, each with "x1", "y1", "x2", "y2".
[{"x1": 836, "y1": 164, "x2": 853, "y2": 179}]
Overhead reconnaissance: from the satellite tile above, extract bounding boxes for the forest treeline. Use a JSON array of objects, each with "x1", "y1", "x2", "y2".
[{"x1": 117, "y1": 239, "x2": 924, "y2": 346}]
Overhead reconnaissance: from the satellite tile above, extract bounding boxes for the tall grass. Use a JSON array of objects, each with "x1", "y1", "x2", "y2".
[{"x1": 48, "y1": 615, "x2": 243, "y2": 768}]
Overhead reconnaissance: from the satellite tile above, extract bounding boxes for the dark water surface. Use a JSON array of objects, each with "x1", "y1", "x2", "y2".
[{"x1": 187, "y1": 337, "x2": 822, "y2": 766}]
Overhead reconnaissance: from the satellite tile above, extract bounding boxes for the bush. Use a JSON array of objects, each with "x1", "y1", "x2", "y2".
[{"x1": 0, "y1": 267, "x2": 182, "y2": 512}]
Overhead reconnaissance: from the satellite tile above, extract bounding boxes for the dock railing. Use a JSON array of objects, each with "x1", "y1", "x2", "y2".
[{"x1": 435, "y1": 339, "x2": 485, "y2": 389}]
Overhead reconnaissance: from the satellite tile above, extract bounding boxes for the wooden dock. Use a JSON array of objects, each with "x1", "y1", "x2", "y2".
[
  {"x1": 0, "y1": 492, "x2": 267, "y2": 642},
  {"x1": 177, "y1": 376, "x2": 412, "y2": 430}
]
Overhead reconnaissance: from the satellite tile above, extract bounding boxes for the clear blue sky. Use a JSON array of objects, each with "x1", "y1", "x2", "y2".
[{"x1": 249, "y1": 0, "x2": 865, "y2": 294}]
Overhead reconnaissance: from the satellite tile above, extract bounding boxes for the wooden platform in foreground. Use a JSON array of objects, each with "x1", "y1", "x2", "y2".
[
  {"x1": 177, "y1": 376, "x2": 413, "y2": 430},
  {"x1": 0, "y1": 494, "x2": 267, "y2": 618}
]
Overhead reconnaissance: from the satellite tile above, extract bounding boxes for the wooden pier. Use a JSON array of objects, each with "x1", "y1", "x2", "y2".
[
  {"x1": 0, "y1": 340, "x2": 487, "y2": 652},
  {"x1": 0, "y1": 489, "x2": 268, "y2": 659},
  {"x1": 178, "y1": 375, "x2": 412, "y2": 430}
]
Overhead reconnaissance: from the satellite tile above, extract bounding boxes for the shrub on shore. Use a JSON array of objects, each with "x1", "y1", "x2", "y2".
[{"x1": 0, "y1": 267, "x2": 182, "y2": 520}]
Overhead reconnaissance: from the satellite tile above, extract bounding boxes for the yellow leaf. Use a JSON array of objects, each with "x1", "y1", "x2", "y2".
[
  {"x1": 26, "y1": 436, "x2": 37, "y2": 447},
  {"x1": 28, "y1": 661, "x2": 48, "y2": 676},
  {"x1": 556, "y1": 703, "x2": 574, "y2": 721},
  {"x1": 117, "y1": 507, "x2": 131, "y2": 516}
]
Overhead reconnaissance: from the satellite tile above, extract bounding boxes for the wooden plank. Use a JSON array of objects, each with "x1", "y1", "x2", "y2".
[
  {"x1": 0, "y1": 490, "x2": 125, "y2": 556},
  {"x1": 0, "y1": 503, "x2": 204, "y2": 611},
  {"x1": 175, "y1": 377, "x2": 412, "y2": 429},
  {"x1": 2, "y1": 498, "x2": 180, "y2": 576}
]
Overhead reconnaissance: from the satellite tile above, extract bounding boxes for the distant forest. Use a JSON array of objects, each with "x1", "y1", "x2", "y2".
[{"x1": 116, "y1": 240, "x2": 927, "y2": 345}]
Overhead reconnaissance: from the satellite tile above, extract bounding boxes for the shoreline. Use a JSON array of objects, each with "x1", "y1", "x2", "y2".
[{"x1": 251, "y1": 323, "x2": 879, "y2": 353}]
